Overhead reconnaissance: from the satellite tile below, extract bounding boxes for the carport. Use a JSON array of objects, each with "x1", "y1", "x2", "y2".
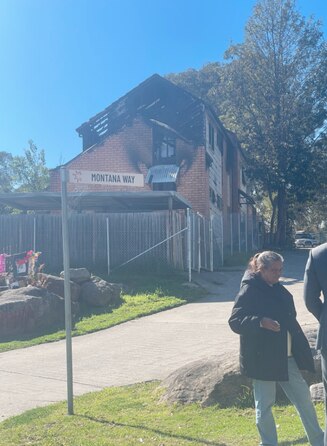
[{"x1": 0, "y1": 190, "x2": 191, "y2": 213}]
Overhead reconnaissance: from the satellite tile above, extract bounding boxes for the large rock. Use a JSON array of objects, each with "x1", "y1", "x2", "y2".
[
  {"x1": 60, "y1": 268, "x2": 91, "y2": 284},
  {"x1": 160, "y1": 338, "x2": 323, "y2": 408},
  {"x1": 160, "y1": 352, "x2": 251, "y2": 407},
  {"x1": 310, "y1": 383, "x2": 325, "y2": 402},
  {"x1": 80, "y1": 276, "x2": 122, "y2": 307},
  {"x1": 37, "y1": 273, "x2": 81, "y2": 301},
  {"x1": 0, "y1": 286, "x2": 65, "y2": 337}
]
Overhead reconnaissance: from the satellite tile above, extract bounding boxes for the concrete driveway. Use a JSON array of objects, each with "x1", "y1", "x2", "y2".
[{"x1": 0, "y1": 249, "x2": 319, "y2": 421}]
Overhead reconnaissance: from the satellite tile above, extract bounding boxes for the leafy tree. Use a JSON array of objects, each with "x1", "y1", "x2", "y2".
[
  {"x1": 0, "y1": 151, "x2": 14, "y2": 193},
  {"x1": 0, "y1": 151, "x2": 14, "y2": 213},
  {"x1": 169, "y1": 0, "x2": 327, "y2": 246},
  {"x1": 12, "y1": 140, "x2": 49, "y2": 192},
  {"x1": 218, "y1": 0, "x2": 327, "y2": 245},
  {"x1": 167, "y1": 62, "x2": 223, "y2": 115}
]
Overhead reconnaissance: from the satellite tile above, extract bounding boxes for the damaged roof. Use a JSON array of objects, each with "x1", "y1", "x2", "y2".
[{"x1": 76, "y1": 74, "x2": 206, "y2": 151}]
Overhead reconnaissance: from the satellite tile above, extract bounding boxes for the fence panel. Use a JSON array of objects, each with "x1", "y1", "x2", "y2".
[
  {"x1": 0, "y1": 209, "x2": 263, "y2": 273},
  {"x1": 0, "y1": 212, "x2": 190, "y2": 273}
]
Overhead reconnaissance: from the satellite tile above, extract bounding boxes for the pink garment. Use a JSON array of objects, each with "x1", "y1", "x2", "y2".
[{"x1": 0, "y1": 254, "x2": 6, "y2": 273}]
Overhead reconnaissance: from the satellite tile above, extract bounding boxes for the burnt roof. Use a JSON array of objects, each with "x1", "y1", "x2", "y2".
[{"x1": 76, "y1": 74, "x2": 206, "y2": 151}]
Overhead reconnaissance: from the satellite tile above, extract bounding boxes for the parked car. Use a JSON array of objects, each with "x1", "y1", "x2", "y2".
[
  {"x1": 295, "y1": 238, "x2": 319, "y2": 248},
  {"x1": 295, "y1": 232, "x2": 315, "y2": 240}
]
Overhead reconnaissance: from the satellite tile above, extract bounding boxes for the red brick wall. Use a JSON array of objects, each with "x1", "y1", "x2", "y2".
[
  {"x1": 50, "y1": 117, "x2": 153, "y2": 193},
  {"x1": 178, "y1": 145, "x2": 209, "y2": 217},
  {"x1": 49, "y1": 118, "x2": 210, "y2": 216}
]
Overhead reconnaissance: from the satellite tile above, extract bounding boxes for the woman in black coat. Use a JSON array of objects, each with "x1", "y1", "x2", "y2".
[{"x1": 229, "y1": 251, "x2": 323, "y2": 446}]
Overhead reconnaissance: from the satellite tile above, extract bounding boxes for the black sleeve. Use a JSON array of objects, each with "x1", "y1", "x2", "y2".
[{"x1": 228, "y1": 287, "x2": 262, "y2": 335}]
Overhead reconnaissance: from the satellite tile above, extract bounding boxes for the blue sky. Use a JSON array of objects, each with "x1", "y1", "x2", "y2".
[{"x1": 0, "y1": 0, "x2": 326, "y2": 168}]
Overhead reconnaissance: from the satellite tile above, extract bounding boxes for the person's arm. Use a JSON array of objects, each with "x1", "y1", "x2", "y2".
[
  {"x1": 303, "y1": 251, "x2": 323, "y2": 321},
  {"x1": 228, "y1": 289, "x2": 279, "y2": 335}
]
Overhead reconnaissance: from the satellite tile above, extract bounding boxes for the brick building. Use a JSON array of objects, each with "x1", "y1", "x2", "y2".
[{"x1": 50, "y1": 74, "x2": 260, "y2": 261}]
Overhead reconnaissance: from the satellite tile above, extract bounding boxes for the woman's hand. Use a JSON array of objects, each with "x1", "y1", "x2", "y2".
[{"x1": 260, "y1": 317, "x2": 280, "y2": 332}]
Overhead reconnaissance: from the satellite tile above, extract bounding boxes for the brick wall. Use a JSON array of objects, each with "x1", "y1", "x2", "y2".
[
  {"x1": 50, "y1": 118, "x2": 210, "y2": 217},
  {"x1": 178, "y1": 145, "x2": 209, "y2": 217},
  {"x1": 50, "y1": 117, "x2": 153, "y2": 193}
]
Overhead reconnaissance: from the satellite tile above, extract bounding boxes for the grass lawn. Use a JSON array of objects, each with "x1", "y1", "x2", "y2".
[
  {"x1": 0, "y1": 381, "x2": 324, "y2": 446},
  {"x1": 0, "y1": 271, "x2": 205, "y2": 353}
]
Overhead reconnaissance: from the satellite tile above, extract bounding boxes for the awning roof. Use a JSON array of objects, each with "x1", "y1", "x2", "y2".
[
  {"x1": 145, "y1": 165, "x2": 180, "y2": 184},
  {"x1": 0, "y1": 191, "x2": 191, "y2": 212}
]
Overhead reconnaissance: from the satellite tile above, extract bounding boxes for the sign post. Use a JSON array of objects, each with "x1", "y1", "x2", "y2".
[
  {"x1": 59, "y1": 168, "x2": 144, "y2": 415},
  {"x1": 60, "y1": 167, "x2": 74, "y2": 415}
]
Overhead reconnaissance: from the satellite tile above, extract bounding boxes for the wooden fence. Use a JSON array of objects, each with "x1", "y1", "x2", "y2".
[{"x1": 0, "y1": 212, "x2": 189, "y2": 273}]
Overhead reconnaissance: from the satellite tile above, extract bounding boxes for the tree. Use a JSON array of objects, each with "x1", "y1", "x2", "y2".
[
  {"x1": 12, "y1": 140, "x2": 49, "y2": 192},
  {"x1": 168, "y1": 0, "x2": 327, "y2": 246},
  {"x1": 167, "y1": 62, "x2": 223, "y2": 115},
  {"x1": 219, "y1": 0, "x2": 327, "y2": 245},
  {"x1": 0, "y1": 151, "x2": 15, "y2": 213},
  {"x1": 0, "y1": 151, "x2": 14, "y2": 193}
]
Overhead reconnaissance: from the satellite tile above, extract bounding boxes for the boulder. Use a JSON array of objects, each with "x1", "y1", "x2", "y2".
[
  {"x1": 160, "y1": 352, "x2": 252, "y2": 407},
  {"x1": 160, "y1": 338, "x2": 323, "y2": 408},
  {"x1": 60, "y1": 268, "x2": 91, "y2": 284},
  {"x1": 37, "y1": 273, "x2": 81, "y2": 301},
  {"x1": 80, "y1": 276, "x2": 122, "y2": 307},
  {"x1": 0, "y1": 286, "x2": 65, "y2": 337},
  {"x1": 310, "y1": 382, "x2": 325, "y2": 402}
]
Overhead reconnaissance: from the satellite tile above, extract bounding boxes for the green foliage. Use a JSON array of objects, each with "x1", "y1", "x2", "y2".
[
  {"x1": 11, "y1": 140, "x2": 49, "y2": 192},
  {"x1": 0, "y1": 151, "x2": 14, "y2": 192},
  {"x1": 169, "y1": 0, "x2": 327, "y2": 246},
  {"x1": 167, "y1": 62, "x2": 223, "y2": 115},
  {"x1": 0, "y1": 151, "x2": 15, "y2": 213},
  {"x1": 0, "y1": 381, "x2": 323, "y2": 445},
  {"x1": 220, "y1": 0, "x2": 327, "y2": 245}
]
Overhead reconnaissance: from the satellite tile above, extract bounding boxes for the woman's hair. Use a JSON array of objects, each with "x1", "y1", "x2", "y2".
[{"x1": 247, "y1": 251, "x2": 284, "y2": 273}]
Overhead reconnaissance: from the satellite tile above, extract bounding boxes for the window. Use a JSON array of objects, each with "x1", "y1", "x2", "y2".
[
  {"x1": 216, "y1": 194, "x2": 223, "y2": 210},
  {"x1": 154, "y1": 129, "x2": 176, "y2": 163},
  {"x1": 209, "y1": 123, "x2": 215, "y2": 151},
  {"x1": 160, "y1": 136, "x2": 175, "y2": 159},
  {"x1": 209, "y1": 187, "x2": 216, "y2": 204}
]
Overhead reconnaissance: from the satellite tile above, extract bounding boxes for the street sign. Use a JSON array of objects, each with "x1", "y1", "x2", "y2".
[{"x1": 69, "y1": 170, "x2": 144, "y2": 187}]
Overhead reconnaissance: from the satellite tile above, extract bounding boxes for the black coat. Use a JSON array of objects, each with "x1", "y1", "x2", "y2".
[{"x1": 228, "y1": 272, "x2": 315, "y2": 381}]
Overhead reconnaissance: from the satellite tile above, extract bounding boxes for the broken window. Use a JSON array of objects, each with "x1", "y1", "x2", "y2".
[{"x1": 154, "y1": 129, "x2": 176, "y2": 163}]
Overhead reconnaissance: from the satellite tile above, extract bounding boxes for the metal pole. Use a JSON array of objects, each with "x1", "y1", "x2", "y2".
[
  {"x1": 245, "y1": 209, "x2": 248, "y2": 252},
  {"x1": 203, "y1": 215, "x2": 207, "y2": 270},
  {"x1": 187, "y1": 208, "x2": 191, "y2": 282},
  {"x1": 230, "y1": 213, "x2": 233, "y2": 256},
  {"x1": 238, "y1": 213, "x2": 241, "y2": 252},
  {"x1": 209, "y1": 214, "x2": 213, "y2": 272},
  {"x1": 106, "y1": 217, "x2": 110, "y2": 276},
  {"x1": 197, "y1": 214, "x2": 201, "y2": 273},
  {"x1": 33, "y1": 217, "x2": 36, "y2": 252},
  {"x1": 221, "y1": 212, "x2": 224, "y2": 266},
  {"x1": 60, "y1": 167, "x2": 74, "y2": 416}
]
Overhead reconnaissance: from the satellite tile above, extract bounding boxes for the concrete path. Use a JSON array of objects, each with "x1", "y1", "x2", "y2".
[{"x1": 0, "y1": 249, "x2": 319, "y2": 421}]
